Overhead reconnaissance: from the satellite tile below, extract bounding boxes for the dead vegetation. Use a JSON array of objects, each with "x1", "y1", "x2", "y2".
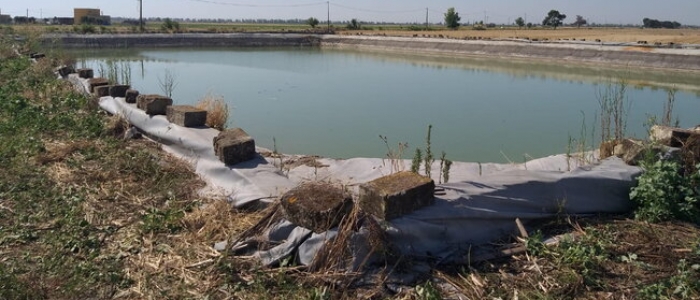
[
  {"x1": 195, "y1": 92, "x2": 230, "y2": 131},
  {"x1": 342, "y1": 28, "x2": 700, "y2": 44}
]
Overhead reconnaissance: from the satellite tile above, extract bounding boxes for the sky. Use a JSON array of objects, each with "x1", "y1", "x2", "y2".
[{"x1": 1, "y1": 0, "x2": 699, "y2": 26}]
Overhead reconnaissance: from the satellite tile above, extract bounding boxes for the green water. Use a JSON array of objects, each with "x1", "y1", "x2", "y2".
[{"x1": 77, "y1": 48, "x2": 700, "y2": 162}]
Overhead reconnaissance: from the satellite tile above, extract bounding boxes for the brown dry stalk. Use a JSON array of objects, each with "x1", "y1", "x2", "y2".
[{"x1": 195, "y1": 93, "x2": 229, "y2": 131}]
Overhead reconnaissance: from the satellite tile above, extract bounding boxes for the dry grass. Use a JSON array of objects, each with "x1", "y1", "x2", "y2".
[
  {"x1": 35, "y1": 138, "x2": 269, "y2": 299},
  {"x1": 195, "y1": 92, "x2": 229, "y2": 131},
  {"x1": 430, "y1": 219, "x2": 700, "y2": 299},
  {"x1": 342, "y1": 27, "x2": 700, "y2": 44}
]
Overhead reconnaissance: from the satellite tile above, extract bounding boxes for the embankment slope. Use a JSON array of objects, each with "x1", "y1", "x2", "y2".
[{"x1": 42, "y1": 33, "x2": 700, "y2": 71}]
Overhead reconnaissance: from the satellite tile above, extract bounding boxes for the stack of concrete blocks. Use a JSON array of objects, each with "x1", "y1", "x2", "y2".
[
  {"x1": 213, "y1": 128, "x2": 256, "y2": 165},
  {"x1": 358, "y1": 171, "x2": 435, "y2": 220},
  {"x1": 125, "y1": 89, "x2": 139, "y2": 103},
  {"x1": 280, "y1": 182, "x2": 353, "y2": 233},
  {"x1": 136, "y1": 94, "x2": 173, "y2": 115},
  {"x1": 166, "y1": 105, "x2": 207, "y2": 127}
]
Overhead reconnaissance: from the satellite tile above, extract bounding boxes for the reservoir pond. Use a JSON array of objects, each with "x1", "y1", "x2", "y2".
[{"x1": 77, "y1": 47, "x2": 700, "y2": 163}]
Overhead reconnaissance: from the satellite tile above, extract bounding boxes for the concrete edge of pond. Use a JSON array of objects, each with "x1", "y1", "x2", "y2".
[{"x1": 42, "y1": 33, "x2": 700, "y2": 71}]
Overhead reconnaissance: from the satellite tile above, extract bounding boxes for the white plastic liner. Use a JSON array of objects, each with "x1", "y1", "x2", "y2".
[{"x1": 91, "y1": 82, "x2": 642, "y2": 265}]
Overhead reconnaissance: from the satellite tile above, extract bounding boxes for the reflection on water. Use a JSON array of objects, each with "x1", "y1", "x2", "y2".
[{"x1": 71, "y1": 47, "x2": 700, "y2": 162}]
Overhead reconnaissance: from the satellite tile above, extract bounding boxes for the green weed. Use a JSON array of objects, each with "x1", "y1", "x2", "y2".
[
  {"x1": 630, "y1": 160, "x2": 700, "y2": 223},
  {"x1": 639, "y1": 259, "x2": 700, "y2": 299}
]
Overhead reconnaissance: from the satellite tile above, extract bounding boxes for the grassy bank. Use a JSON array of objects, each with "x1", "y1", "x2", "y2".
[
  {"x1": 1, "y1": 32, "x2": 699, "y2": 299},
  {"x1": 0, "y1": 34, "x2": 315, "y2": 299}
]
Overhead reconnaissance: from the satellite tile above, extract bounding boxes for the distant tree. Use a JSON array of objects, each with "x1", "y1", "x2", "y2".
[
  {"x1": 572, "y1": 15, "x2": 587, "y2": 28},
  {"x1": 444, "y1": 7, "x2": 461, "y2": 29},
  {"x1": 347, "y1": 18, "x2": 361, "y2": 30},
  {"x1": 306, "y1": 17, "x2": 319, "y2": 28},
  {"x1": 643, "y1": 17, "x2": 681, "y2": 29},
  {"x1": 542, "y1": 10, "x2": 566, "y2": 29},
  {"x1": 526, "y1": 22, "x2": 533, "y2": 29},
  {"x1": 515, "y1": 17, "x2": 525, "y2": 28}
]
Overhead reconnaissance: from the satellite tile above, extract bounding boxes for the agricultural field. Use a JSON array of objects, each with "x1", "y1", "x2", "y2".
[
  {"x1": 344, "y1": 27, "x2": 700, "y2": 44},
  {"x1": 7, "y1": 22, "x2": 700, "y2": 44}
]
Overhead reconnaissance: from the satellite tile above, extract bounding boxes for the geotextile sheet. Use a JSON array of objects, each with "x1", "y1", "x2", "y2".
[{"x1": 89, "y1": 78, "x2": 642, "y2": 265}]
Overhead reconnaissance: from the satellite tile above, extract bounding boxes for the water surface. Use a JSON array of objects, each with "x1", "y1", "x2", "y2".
[{"x1": 76, "y1": 48, "x2": 700, "y2": 162}]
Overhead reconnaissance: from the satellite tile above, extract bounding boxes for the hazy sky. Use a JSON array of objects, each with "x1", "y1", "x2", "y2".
[{"x1": 2, "y1": 0, "x2": 699, "y2": 26}]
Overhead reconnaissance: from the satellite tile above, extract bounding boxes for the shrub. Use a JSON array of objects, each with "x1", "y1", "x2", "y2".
[
  {"x1": 195, "y1": 93, "x2": 229, "y2": 131},
  {"x1": 630, "y1": 160, "x2": 700, "y2": 223},
  {"x1": 79, "y1": 24, "x2": 96, "y2": 34},
  {"x1": 161, "y1": 18, "x2": 181, "y2": 32}
]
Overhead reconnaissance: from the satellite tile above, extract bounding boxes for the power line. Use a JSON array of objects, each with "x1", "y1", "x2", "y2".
[
  {"x1": 184, "y1": 0, "x2": 326, "y2": 8},
  {"x1": 331, "y1": 3, "x2": 423, "y2": 14}
]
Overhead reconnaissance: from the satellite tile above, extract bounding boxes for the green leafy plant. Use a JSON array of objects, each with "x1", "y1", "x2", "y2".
[
  {"x1": 630, "y1": 160, "x2": 700, "y2": 223},
  {"x1": 424, "y1": 124, "x2": 434, "y2": 178},
  {"x1": 415, "y1": 281, "x2": 442, "y2": 300},
  {"x1": 411, "y1": 148, "x2": 422, "y2": 173},
  {"x1": 439, "y1": 151, "x2": 452, "y2": 184},
  {"x1": 639, "y1": 259, "x2": 700, "y2": 299},
  {"x1": 161, "y1": 18, "x2": 181, "y2": 32},
  {"x1": 141, "y1": 207, "x2": 185, "y2": 233}
]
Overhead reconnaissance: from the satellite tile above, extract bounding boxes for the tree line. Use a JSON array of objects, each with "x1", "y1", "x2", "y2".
[{"x1": 643, "y1": 18, "x2": 682, "y2": 29}]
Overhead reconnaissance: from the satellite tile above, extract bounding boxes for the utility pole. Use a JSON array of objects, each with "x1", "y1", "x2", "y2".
[
  {"x1": 326, "y1": 1, "x2": 330, "y2": 32},
  {"x1": 139, "y1": 0, "x2": 144, "y2": 32},
  {"x1": 425, "y1": 7, "x2": 428, "y2": 29}
]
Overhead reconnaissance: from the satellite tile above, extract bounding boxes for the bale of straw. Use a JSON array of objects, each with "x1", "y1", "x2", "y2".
[{"x1": 280, "y1": 182, "x2": 353, "y2": 234}]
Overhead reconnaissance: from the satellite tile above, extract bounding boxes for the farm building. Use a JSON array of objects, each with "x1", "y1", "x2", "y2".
[{"x1": 74, "y1": 8, "x2": 110, "y2": 25}]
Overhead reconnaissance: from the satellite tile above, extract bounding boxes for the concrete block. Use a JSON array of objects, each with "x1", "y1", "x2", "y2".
[
  {"x1": 30, "y1": 52, "x2": 45, "y2": 60},
  {"x1": 359, "y1": 171, "x2": 435, "y2": 220},
  {"x1": 55, "y1": 65, "x2": 75, "y2": 77},
  {"x1": 87, "y1": 78, "x2": 109, "y2": 93},
  {"x1": 109, "y1": 85, "x2": 131, "y2": 98},
  {"x1": 125, "y1": 89, "x2": 139, "y2": 103},
  {"x1": 213, "y1": 128, "x2": 255, "y2": 165},
  {"x1": 166, "y1": 105, "x2": 207, "y2": 127},
  {"x1": 650, "y1": 125, "x2": 698, "y2": 147},
  {"x1": 136, "y1": 94, "x2": 172, "y2": 115},
  {"x1": 77, "y1": 68, "x2": 94, "y2": 79},
  {"x1": 280, "y1": 182, "x2": 353, "y2": 233},
  {"x1": 94, "y1": 85, "x2": 112, "y2": 97}
]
